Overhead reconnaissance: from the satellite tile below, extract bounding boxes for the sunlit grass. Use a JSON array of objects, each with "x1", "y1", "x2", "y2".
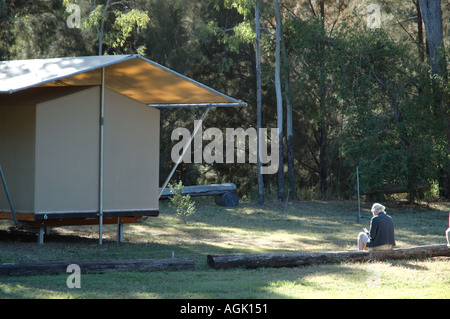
[{"x1": 0, "y1": 199, "x2": 449, "y2": 298}]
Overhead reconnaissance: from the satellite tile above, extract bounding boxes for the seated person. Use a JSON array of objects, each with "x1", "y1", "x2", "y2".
[{"x1": 358, "y1": 203, "x2": 396, "y2": 251}]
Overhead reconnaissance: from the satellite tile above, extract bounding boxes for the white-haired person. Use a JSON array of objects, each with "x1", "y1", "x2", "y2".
[{"x1": 357, "y1": 203, "x2": 396, "y2": 251}]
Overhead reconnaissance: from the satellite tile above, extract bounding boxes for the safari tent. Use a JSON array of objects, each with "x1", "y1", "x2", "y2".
[{"x1": 0, "y1": 54, "x2": 245, "y2": 243}]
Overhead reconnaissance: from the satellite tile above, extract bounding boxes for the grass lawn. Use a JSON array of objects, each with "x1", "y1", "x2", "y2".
[{"x1": 0, "y1": 199, "x2": 449, "y2": 299}]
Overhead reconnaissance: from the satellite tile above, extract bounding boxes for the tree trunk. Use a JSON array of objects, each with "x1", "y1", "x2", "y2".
[
  {"x1": 274, "y1": 0, "x2": 285, "y2": 201},
  {"x1": 414, "y1": 0, "x2": 425, "y2": 62},
  {"x1": 255, "y1": 0, "x2": 264, "y2": 205},
  {"x1": 318, "y1": 2, "x2": 328, "y2": 197},
  {"x1": 96, "y1": 0, "x2": 110, "y2": 55},
  {"x1": 419, "y1": 0, "x2": 449, "y2": 198},
  {"x1": 207, "y1": 244, "x2": 450, "y2": 269},
  {"x1": 280, "y1": 9, "x2": 296, "y2": 199},
  {"x1": 419, "y1": 0, "x2": 445, "y2": 76}
]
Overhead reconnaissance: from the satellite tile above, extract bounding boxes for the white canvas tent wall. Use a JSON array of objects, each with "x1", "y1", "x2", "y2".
[{"x1": 0, "y1": 54, "x2": 245, "y2": 244}]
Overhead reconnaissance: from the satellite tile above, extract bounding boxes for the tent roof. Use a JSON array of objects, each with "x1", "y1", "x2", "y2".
[{"x1": 0, "y1": 54, "x2": 246, "y2": 107}]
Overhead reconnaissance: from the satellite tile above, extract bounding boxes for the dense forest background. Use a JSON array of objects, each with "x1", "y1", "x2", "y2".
[{"x1": 1, "y1": 0, "x2": 448, "y2": 202}]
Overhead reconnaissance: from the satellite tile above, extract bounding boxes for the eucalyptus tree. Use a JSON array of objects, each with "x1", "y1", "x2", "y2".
[{"x1": 63, "y1": 0, "x2": 150, "y2": 55}]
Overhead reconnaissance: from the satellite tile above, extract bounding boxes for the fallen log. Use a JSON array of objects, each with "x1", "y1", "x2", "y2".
[
  {"x1": 207, "y1": 244, "x2": 450, "y2": 269},
  {"x1": 159, "y1": 183, "x2": 239, "y2": 207},
  {"x1": 0, "y1": 258, "x2": 195, "y2": 276},
  {"x1": 159, "y1": 183, "x2": 237, "y2": 198}
]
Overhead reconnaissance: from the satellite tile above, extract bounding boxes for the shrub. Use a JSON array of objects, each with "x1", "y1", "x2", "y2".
[{"x1": 168, "y1": 181, "x2": 196, "y2": 223}]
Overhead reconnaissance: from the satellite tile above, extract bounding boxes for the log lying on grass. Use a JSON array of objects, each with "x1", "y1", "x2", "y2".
[
  {"x1": 207, "y1": 244, "x2": 450, "y2": 269},
  {"x1": 159, "y1": 183, "x2": 239, "y2": 207},
  {"x1": 0, "y1": 258, "x2": 195, "y2": 276},
  {"x1": 160, "y1": 183, "x2": 237, "y2": 198}
]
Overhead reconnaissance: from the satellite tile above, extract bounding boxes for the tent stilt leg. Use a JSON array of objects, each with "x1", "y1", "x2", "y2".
[
  {"x1": 38, "y1": 227, "x2": 44, "y2": 245},
  {"x1": 117, "y1": 223, "x2": 124, "y2": 243}
]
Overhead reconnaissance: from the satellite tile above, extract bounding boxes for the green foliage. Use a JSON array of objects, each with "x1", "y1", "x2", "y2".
[
  {"x1": 284, "y1": 16, "x2": 346, "y2": 197},
  {"x1": 214, "y1": 0, "x2": 254, "y2": 19},
  {"x1": 105, "y1": 9, "x2": 149, "y2": 53},
  {"x1": 82, "y1": 3, "x2": 107, "y2": 29},
  {"x1": 333, "y1": 25, "x2": 447, "y2": 199},
  {"x1": 63, "y1": 0, "x2": 150, "y2": 55},
  {"x1": 3, "y1": 0, "x2": 449, "y2": 200},
  {"x1": 168, "y1": 181, "x2": 196, "y2": 223},
  {"x1": 283, "y1": 10, "x2": 448, "y2": 200},
  {"x1": 204, "y1": 0, "x2": 255, "y2": 54}
]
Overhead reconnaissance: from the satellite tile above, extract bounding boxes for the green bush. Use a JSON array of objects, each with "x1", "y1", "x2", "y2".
[{"x1": 168, "y1": 181, "x2": 196, "y2": 223}]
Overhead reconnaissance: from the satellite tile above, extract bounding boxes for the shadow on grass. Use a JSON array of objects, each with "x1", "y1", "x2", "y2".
[{"x1": 0, "y1": 260, "x2": 369, "y2": 299}]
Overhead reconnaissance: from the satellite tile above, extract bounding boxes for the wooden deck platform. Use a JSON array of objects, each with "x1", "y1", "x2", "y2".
[{"x1": 0, "y1": 209, "x2": 159, "y2": 244}]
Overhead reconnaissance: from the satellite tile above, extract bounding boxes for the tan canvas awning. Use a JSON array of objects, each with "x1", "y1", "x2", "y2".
[
  {"x1": 0, "y1": 54, "x2": 245, "y2": 244},
  {"x1": 0, "y1": 54, "x2": 246, "y2": 107}
]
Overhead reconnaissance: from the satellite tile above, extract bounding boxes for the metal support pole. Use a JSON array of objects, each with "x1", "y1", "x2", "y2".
[
  {"x1": 98, "y1": 67, "x2": 105, "y2": 245},
  {"x1": 0, "y1": 162, "x2": 18, "y2": 226},
  {"x1": 117, "y1": 221, "x2": 124, "y2": 243},
  {"x1": 38, "y1": 227, "x2": 44, "y2": 245},
  {"x1": 158, "y1": 105, "x2": 212, "y2": 198}
]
